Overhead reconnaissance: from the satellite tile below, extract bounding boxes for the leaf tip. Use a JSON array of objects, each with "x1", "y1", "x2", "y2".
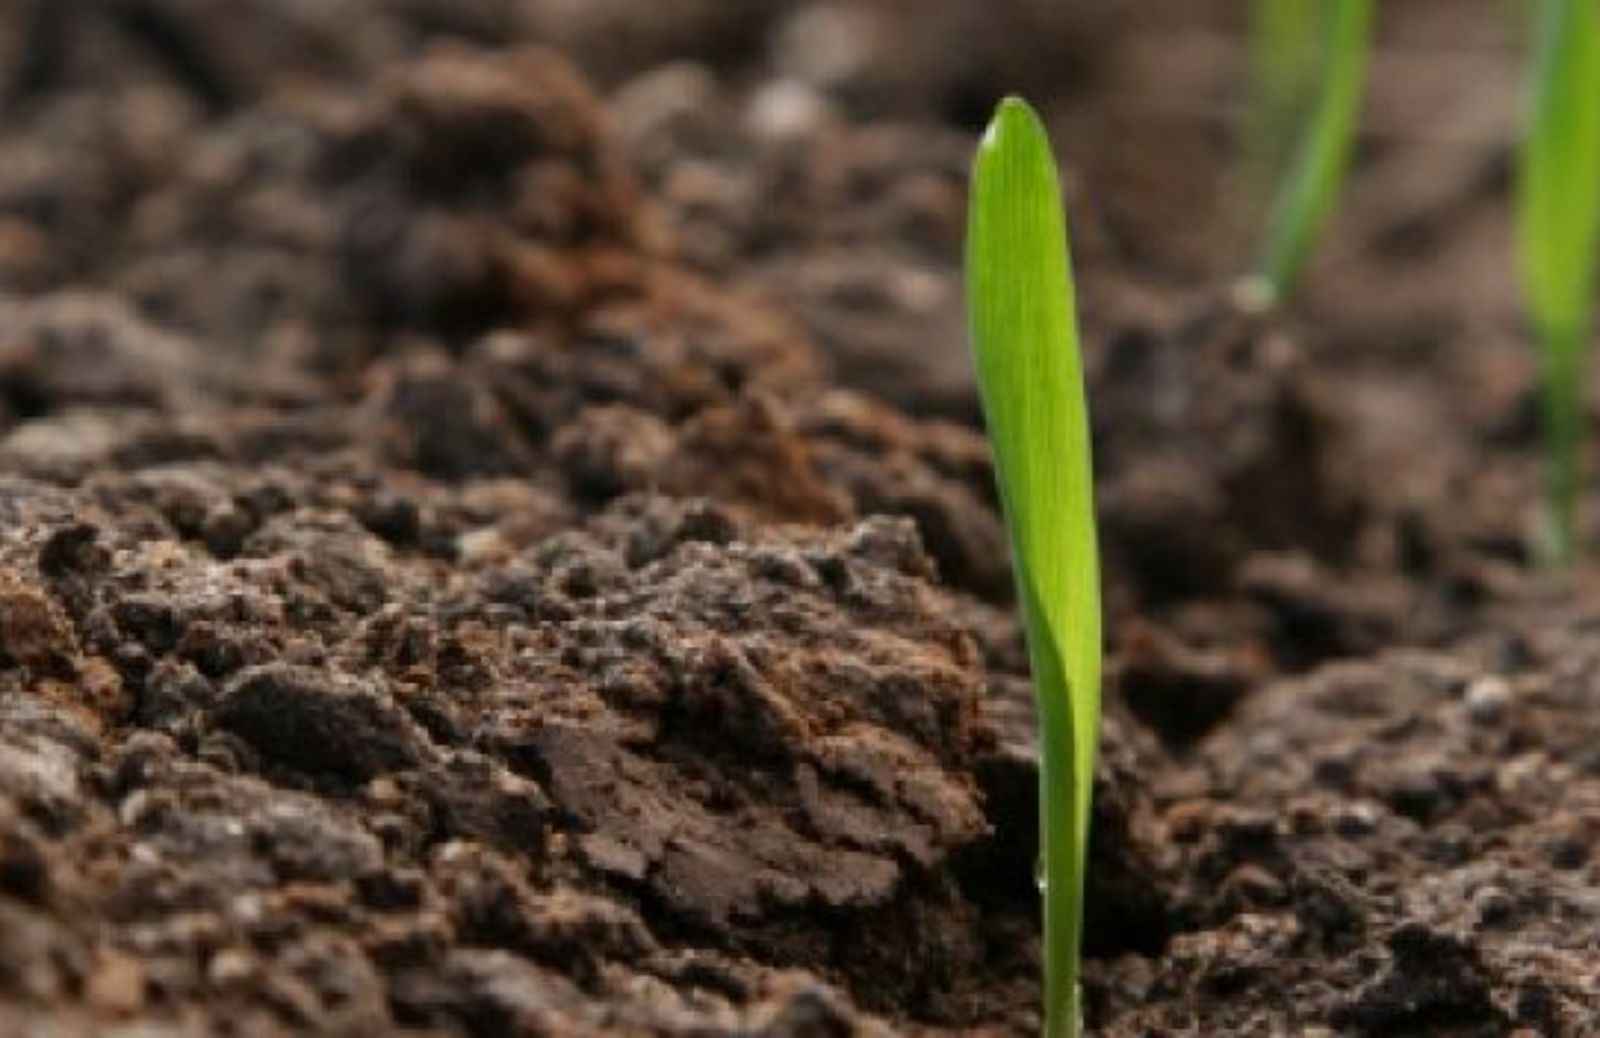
[{"x1": 983, "y1": 95, "x2": 1045, "y2": 153}]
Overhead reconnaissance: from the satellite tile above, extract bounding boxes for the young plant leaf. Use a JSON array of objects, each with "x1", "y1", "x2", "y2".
[
  {"x1": 1243, "y1": 0, "x2": 1322, "y2": 201},
  {"x1": 1517, "y1": 0, "x2": 1600, "y2": 564},
  {"x1": 1244, "y1": 0, "x2": 1373, "y2": 308},
  {"x1": 967, "y1": 97, "x2": 1102, "y2": 1038}
]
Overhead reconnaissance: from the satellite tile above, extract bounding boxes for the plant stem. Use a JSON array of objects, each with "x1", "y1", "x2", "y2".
[
  {"x1": 1243, "y1": 0, "x2": 1319, "y2": 200},
  {"x1": 1518, "y1": 0, "x2": 1600, "y2": 564},
  {"x1": 1541, "y1": 324, "x2": 1586, "y2": 565},
  {"x1": 1040, "y1": 691, "x2": 1082, "y2": 1038},
  {"x1": 1248, "y1": 0, "x2": 1372, "y2": 306}
]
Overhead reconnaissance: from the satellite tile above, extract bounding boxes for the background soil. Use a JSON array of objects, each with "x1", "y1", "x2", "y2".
[{"x1": 0, "y1": 1, "x2": 1596, "y2": 1035}]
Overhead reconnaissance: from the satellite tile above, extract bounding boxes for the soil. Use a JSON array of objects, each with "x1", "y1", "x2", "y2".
[{"x1": 0, "y1": 2, "x2": 1595, "y2": 1035}]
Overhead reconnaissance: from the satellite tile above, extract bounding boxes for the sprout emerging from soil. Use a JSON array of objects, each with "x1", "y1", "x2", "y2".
[
  {"x1": 966, "y1": 97, "x2": 1102, "y2": 1038},
  {"x1": 1516, "y1": 0, "x2": 1600, "y2": 564},
  {"x1": 1240, "y1": 0, "x2": 1373, "y2": 310}
]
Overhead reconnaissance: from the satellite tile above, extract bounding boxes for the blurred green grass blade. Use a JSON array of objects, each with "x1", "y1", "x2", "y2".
[
  {"x1": 1517, "y1": 0, "x2": 1600, "y2": 563},
  {"x1": 1247, "y1": 0, "x2": 1373, "y2": 306},
  {"x1": 967, "y1": 96, "x2": 1101, "y2": 1038},
  {"x1": 1244, "y1": 0, "x2": 1322, "y2": 198}
]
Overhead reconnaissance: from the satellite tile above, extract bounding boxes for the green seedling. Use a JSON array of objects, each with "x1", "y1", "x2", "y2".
[
  {"x1": 1242, "y1": 0, "x2": 1374, "y2": 309},
  {"x1": 1516, "y1": 0, "x2": 1600, "y2": 564},
  {"x1": 967, "y1": 98, "x2": 1102, "y2": 1038},
  {"x1": 1242, "y1": 0, "x2": 1322, "y2": 201}
]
